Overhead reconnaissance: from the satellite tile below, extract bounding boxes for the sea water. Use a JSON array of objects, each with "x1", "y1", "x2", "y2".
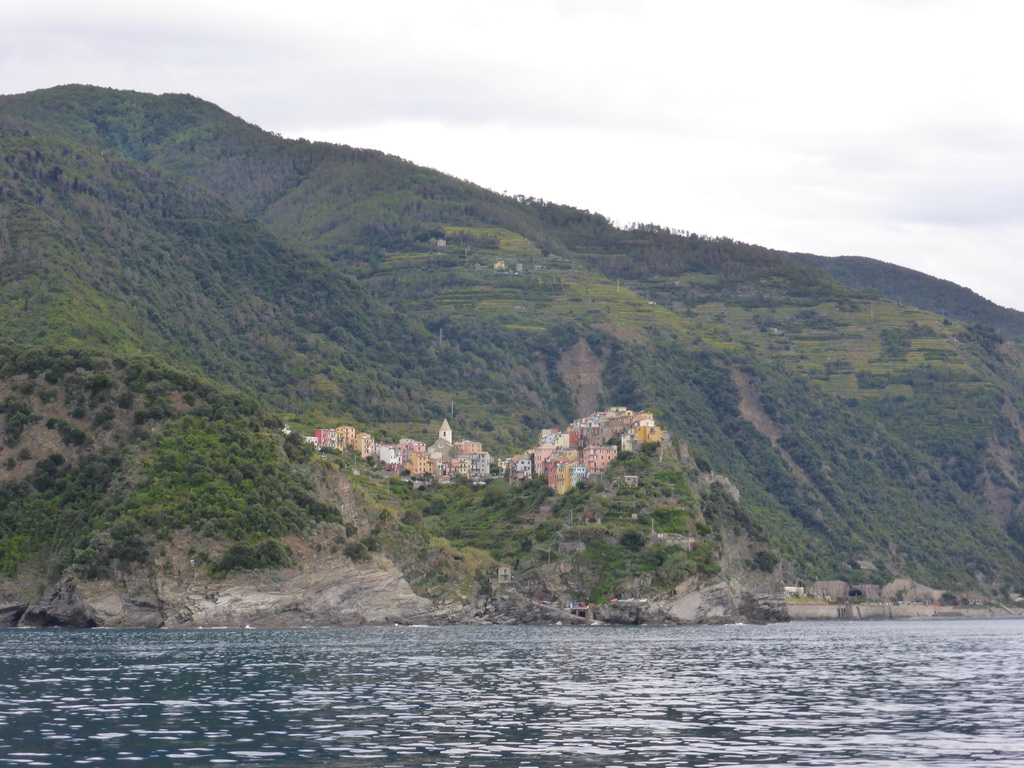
[{"x1": 1, "y1": 620, "x2": 1022, "y2": 766}]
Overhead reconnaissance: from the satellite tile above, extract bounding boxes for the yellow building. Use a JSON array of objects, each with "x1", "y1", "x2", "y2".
[
  {"x1": 634, "y1": 420, "x2": 663, "y2": 444},
  {"x1": 336, "y1": 425, "x2": 357, "y2": 450},
  {"x1": 554, "y1": 462, "x2": 577, "y2": 495},
  {"x1": 355, "y1": 432, "x2": 376, "y2": 458}
]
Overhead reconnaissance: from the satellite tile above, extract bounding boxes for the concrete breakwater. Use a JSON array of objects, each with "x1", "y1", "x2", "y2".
[{"x1": 788, "y1": 602, "x2": 1024, "y2": 621}]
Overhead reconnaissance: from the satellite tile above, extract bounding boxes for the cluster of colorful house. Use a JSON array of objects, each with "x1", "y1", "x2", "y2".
[
  {"x1": 305, "y1": 407, "x2": 663, "y2": 495},
  {"x1": 305, "y1": 419, "x2": 488, "y2": 480},
  {"x1": 507, "y1": 407, "x2": 664, "y2": 494}
]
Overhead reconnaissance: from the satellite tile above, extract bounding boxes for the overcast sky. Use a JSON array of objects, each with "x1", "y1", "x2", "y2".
[{"x1": 4, "y1": 1, "x2": 1023, "y2": 309}]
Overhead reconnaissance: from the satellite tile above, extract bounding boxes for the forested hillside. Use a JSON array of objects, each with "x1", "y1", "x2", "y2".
[
  {"x1": 791, "y1": 253, "x2": 1024, "y2": 343},
  {"x1": 0, "y1": 344, "x2": 335, "y2": 580},
  {"x1": 3, "y1": 85, "x2": 1024, "y2": 603},
  {"x1": 0, "y1": 130, "x2": 578, "y2": 449}
]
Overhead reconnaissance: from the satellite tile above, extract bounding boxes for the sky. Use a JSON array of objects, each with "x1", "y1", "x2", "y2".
[{"x1": 4, "y1": 0, "x2": 1024, "y2": 309}]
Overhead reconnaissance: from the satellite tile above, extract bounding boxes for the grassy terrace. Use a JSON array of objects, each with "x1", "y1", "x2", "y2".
[
  {"x1": 376, "y1": 251, "x2": 696, "y2": 342},
  {"x1": 373, "y1": 223, "x2": 990, "y2": 414},
  {"x1": 653, "y1": 286, "x2": 983, "y2": 401},
  {"x1": 442, "y1": 226, "x2": 543, "y2": 258},
  {"x1": 379, "y1": 251, "x2": 436, "y2": 267}
]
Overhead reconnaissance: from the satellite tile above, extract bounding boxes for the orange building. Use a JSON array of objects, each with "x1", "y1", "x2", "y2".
[{"x1": 405, "y1": 451, "x2": 434, "y2": 477}]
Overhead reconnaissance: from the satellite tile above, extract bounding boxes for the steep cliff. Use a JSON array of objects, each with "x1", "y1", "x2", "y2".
[
  {"x1": 0, "y1": 558, "x2": 785, "y2": 628},
  {"x1": 2, "y1": 548, "x2": 433, "y2": 629}
]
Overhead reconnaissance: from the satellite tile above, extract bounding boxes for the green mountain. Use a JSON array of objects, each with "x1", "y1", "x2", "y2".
[
  {"x1": 2, "y1": 84, "x2": 1024, "y2": 611},
  {"x1": 790, "y1": 253, "x2": 1024, "y2": 343},
  {"x1": 0, "y1": 121, "x2": 575, "y2": 450}
]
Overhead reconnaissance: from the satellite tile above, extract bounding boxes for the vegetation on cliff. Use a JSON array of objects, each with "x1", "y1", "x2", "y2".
[{"x1": 0, "y1": 345, "x2": 339, "y2": 579}]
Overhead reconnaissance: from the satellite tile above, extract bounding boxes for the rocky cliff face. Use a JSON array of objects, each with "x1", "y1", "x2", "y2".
[
  {"x1": 0, "y1": 558, "x2": 789, "y2": 628},
  {"x1": 0, "y1": 503, "x2": 793, "y2": 628},
  {"x1": 594, "y1": 577, "x2": 788, "y2": 625},
  {"x1": 1, "y1": 553, "x2": 435, "y2": 629}
]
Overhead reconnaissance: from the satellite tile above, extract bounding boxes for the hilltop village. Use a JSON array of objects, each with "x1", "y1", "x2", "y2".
[{"x1": 304, "y1": 407, "x2": 664, "y2": 494}]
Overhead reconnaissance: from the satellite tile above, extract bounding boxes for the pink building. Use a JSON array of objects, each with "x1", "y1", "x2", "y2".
[
  {"x1": 532, "y1": 444, "x2": 555, "y2": 476},
  {"x1": 582, "y1": 445, "x2": 617, "y2": 475}
]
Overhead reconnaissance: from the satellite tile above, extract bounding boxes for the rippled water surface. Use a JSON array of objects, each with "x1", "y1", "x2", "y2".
[{"x1": 2, "y1": 620, "x2": 1023, "y2": 766}]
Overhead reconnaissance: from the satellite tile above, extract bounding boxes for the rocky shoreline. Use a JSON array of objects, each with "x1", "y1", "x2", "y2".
[
  {"x1": 4, "y1": 554, "x2": 1020, "y2": 629},
  {"x1": 1, "y1": 550, "x2": 793, "y2": 628}
]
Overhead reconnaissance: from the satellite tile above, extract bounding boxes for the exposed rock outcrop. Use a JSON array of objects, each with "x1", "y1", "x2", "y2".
[
  {"x1": 18, "y1": 576, "x2": 161, "y2": 628},
  {"x1": 173, "y1": 558, "x2": 433, "y2": 627},
  {"x1": 557, "y1": 339, "x2": 605, "y2": 417},
  {"x1": 463, "y1": 587, "x2": 591, "y2": 625},
  {"x1": 595, "y1": 577, "x2": 788, "y2": 625},
  {"x1": 5, "y1": 554, "x2": 433, "y2": 629}
]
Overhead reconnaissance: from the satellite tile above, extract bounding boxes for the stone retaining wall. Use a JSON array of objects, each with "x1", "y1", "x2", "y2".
[{"x1": 787, "y1": 602, "x2": 1024, "y2": 621}]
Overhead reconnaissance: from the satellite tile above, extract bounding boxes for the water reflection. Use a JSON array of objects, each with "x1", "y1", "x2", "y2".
[{"x1": 1, "y1": 621, "x2": 1022, "y2": 766}]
